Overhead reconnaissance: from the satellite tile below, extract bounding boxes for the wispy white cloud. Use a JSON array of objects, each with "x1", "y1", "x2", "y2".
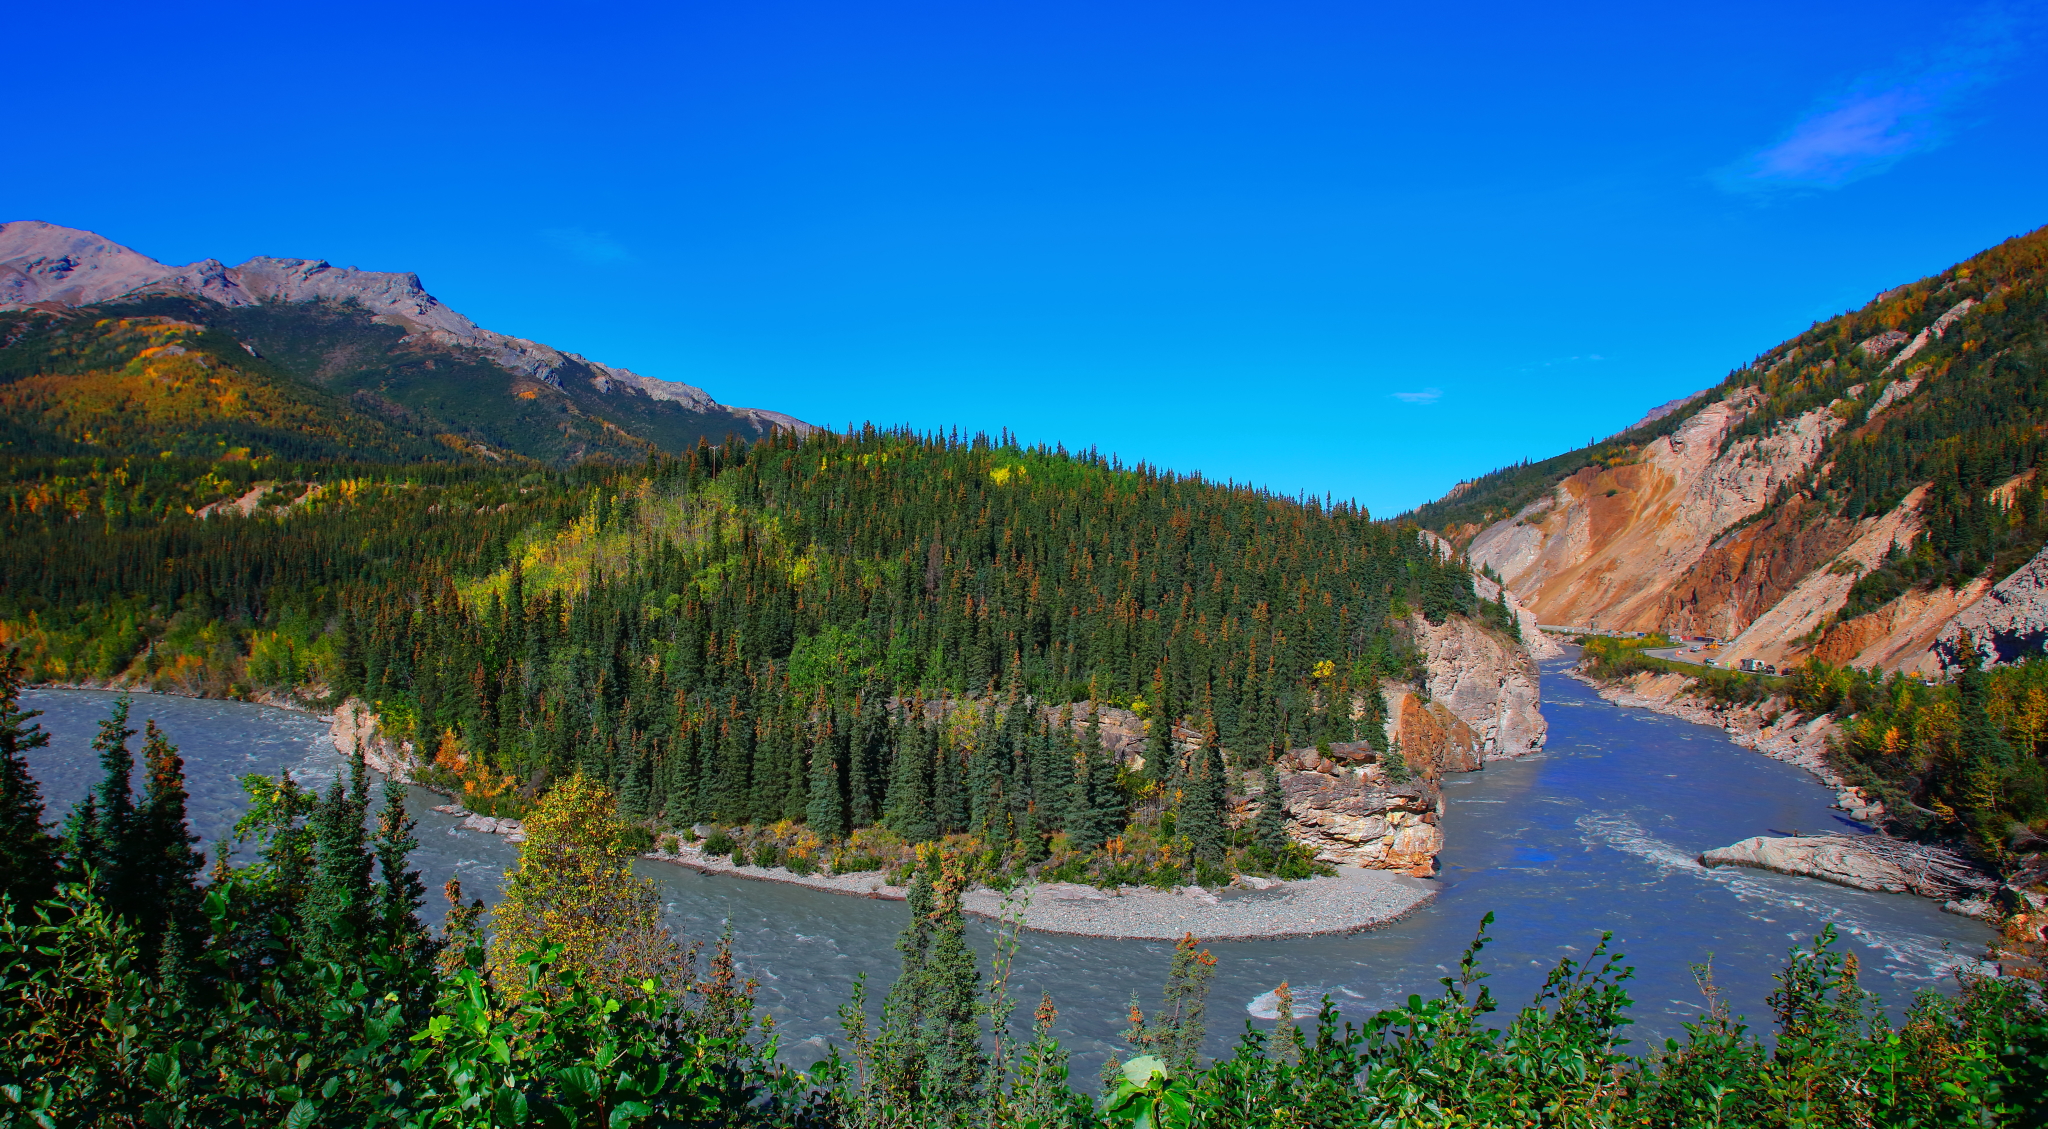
[
  {"x1": 1520, "y1": 354, "x2": 1605, "y2": 373},
  {"x1": 1717, "y1": 5, "x2": 2030, "y2": 194},
  {"x1": 542, "y1": 227, "x2": 633, "y2": 264},
  {"x1": 1391, "y1": 388, "x2": 1442, "y2": 404}
]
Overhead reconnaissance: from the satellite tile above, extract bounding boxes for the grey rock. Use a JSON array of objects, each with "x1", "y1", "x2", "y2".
[
  {"x1": 1700, "y1": 834, "x2": 1913, "y2": 894},
  {"x1": 1936, "y1": 541, "x2": 2048, "y2": 672}
]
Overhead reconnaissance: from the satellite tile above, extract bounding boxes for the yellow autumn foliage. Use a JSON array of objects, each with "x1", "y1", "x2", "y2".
[{"x1": 487, "y1": 774, "x2": 684, "y2": 999}]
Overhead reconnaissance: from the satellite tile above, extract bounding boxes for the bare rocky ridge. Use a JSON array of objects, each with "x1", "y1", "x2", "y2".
[
  {"x1": 1470, "y1": 389, "x2": 1849, "y2": 638},
  {"x1": 1463, "y1": 349, "x2": 2029, "y2": 678},
  {"x1": 0, "y1": 220, "x2": 810, "y2": 435}
]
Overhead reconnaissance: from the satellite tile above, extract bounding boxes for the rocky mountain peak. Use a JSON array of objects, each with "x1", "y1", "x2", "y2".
[
  {"x1": 0, "y1": 220, "x2": 184, "y2": 308},
  {"x1": 0, "y1": 221, "x2": 810, "y2": 434}
]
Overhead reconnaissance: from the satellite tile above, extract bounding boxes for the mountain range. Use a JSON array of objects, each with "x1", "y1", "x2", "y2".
[{"x1": 0, "y1": 221, "x2": 810, "y2": 464}]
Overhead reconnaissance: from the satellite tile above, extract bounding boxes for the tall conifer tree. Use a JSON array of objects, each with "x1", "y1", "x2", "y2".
[{"x1": 0, "y1": 654, "x2": 56, "y2": 916}]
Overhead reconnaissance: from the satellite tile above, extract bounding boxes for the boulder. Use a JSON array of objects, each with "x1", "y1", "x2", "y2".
[{"x1": 1698, "y1": 835, "x2": 1914, "y2": 894}]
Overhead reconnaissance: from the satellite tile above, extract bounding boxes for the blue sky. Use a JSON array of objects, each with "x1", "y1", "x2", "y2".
[{"x1": 13, "y1": 0, "x2": 2046, "y2": 514}]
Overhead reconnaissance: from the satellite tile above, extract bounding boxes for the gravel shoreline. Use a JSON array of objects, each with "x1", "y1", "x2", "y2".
[{"x1": 645, "y1": 847, "x2": 1439, "y2": 942}]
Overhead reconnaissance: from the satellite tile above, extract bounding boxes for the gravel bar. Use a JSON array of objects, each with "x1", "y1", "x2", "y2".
[{"x1": 645, "y1": 848, "x2": 1439, "y2": 941}]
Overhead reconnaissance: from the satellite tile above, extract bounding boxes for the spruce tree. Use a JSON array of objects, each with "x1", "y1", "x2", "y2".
[
  {"x1": 1181, "y1": 742, "x2": 1226, "y2": 864},
  {"x1": 1068, "y1": 729, "x2": 1126, "y2": 853},
  {"x1": 131, "y1": 720, "x2": 204, "y2": 964},
  {"x1": 371, "y1": 780, "x2": 437, "y2": 975},
  {"x1": 300, "y1": 749, "x2": 374, "y2": 962},
  {"x1": 0, "y1": 653, "x2": 57, "y2": 916},
  {"x1": 1252, "y1": 763, "x2": 1290, "y2": 862},
  {"x1": 885, "y1": 708, "x2": 938, "y2": 843},
  {"x1": 1126, "y1": 934, "x2": 1216, "y2": 1076},
  {"x1": 877, "y1": 848, "x2": 985, "y2": 1108},
  {"x1": 806, "y1": 709, "x2": 850, "y2": 841},
  {"x1": 66, "y1": 696, "x2": 137, "y2": 886},
  {"x1": 1144, "y1": 696, "x2": 1175, "y2": 788}
]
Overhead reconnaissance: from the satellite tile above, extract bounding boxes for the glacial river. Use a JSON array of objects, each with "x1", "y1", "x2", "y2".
[{"x1": 23, "y1": 652, "x2": 1993, "y2": 1077}]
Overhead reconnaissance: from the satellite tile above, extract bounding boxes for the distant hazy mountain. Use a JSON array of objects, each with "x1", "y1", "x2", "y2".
[{"x1": 0, "y1": 221, "x2": 811, "y2": 463}]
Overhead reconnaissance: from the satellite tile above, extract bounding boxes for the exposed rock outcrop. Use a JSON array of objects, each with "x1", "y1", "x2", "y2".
[
  {"x1": 1936, "y1": 542, "x2": 2048, "y2": 672},
  {"x1": 330, "y1": 697, "x2": 423, "y2": 784},
  {"x1": 1469, "y1": 390, "x2": 1846, "y2": 636},
  {"x1": 1701, "y1": 835, "x2": 1923, "y2": 895},
  {"x1": 1404, "y1": 610, "x2": 1547, "y2": 756},
  {"x1": 1246, "y1": 763, "x2": 1444, "y2": 873},
  {"x1": 1700, "y1": 832, "x2": 1993, "y2": 901},
  {"x1": 1380, "y1": 690, "x2": 1485, "y2": 773},
  {"x1": 1654, "y1": 496, "x2": 1856, "y2": 644}
]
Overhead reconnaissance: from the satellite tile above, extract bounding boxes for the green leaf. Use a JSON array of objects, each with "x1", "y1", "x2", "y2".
[
  {"x1": 608, "y1": 1100, "x2": 653, "y2": 1128},
  {"x1": 491, "y1": 1086, "x2": 529, "y2": 1124},
  {"x1": 144, "y1": 1051, "x2": 182, "y2": 1091},
  {"x1": 283, "y1": 1099, "x2": 318, "y2": 1129},
  {"x1": 1120, "y1": 1054, "x2": 1167, "y2": 1087},
  {"x1": 554, "y1": 1066, "x2": 601, "y2": 1106}
]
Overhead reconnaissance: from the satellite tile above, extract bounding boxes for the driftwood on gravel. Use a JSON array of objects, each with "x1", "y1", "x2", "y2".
[
  {"x1": 1834, "y1": 833, "x2": 1995, "y2": 897},
  {"x1": 1701, "y1": 831, "x2": 1995, "y2": 900}
]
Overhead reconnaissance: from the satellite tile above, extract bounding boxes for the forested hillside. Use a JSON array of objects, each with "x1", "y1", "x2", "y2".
[
  {"x1": 0, "y1": 313, "x2": 455, "y2": 463},
  {"x1": 2, "y1": 427, "x2": 1502, "y2": 882},
  {"x1": 0, "y1": 301, "x2": 806, "y2": 465}
]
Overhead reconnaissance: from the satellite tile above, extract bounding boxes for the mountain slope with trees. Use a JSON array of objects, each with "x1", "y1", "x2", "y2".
[
  {"x1": 0, "y1": 221, "x2": 811, "y2": 465},
  {"x1": 1418, "y1": 222, "x2": 2048, "y2": 676}
]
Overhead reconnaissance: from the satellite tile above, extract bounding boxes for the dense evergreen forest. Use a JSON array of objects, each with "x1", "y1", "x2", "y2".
[
  {"x1": 4, "y1": 665, "x2": 2045, "y2": 1127},
  {"x1": 1, "y1": 427, "x2": 1510, "y2": 884},
  {"x1": 1408, "y1": 224, "x2": 2048, "y2": 613}
]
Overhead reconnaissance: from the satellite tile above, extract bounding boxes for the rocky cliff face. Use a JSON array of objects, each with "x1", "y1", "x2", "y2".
[
  {"x1": 1468, "y1": 389, "x2": 1847, "y2": 636},
  {"x1": 1254, "y1": 761, "x2": 1446, "y2": 873},
  {"x1": 1439, "y1": 228, "x2": 2048, "y2": 683},
  {"x1": 1462, "y1": 370, "x2": 2023, "y2": 676},
  {"x1": 1936, "y1": 542, "x2": 2048, "y2": 672},
  {"x1": 1258, "y1": 608, "x2": 1546, "y2": 874},
  {"x1": 0, "y1": 220, "x2": 811, "y2": 439},
  {"x1": 1403, "y1": 610, "x2": 1548, "y2": 756}
]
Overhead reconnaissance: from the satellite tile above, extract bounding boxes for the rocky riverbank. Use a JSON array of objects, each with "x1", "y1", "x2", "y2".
[{"x1": 1568, "y1": 667, "x2": 1885, "y2": 822}]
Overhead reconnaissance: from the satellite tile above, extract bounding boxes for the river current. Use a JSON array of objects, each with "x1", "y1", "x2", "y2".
[{"x1": 23, "y1": 653, "x2": 1993, "y2": 1076}]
